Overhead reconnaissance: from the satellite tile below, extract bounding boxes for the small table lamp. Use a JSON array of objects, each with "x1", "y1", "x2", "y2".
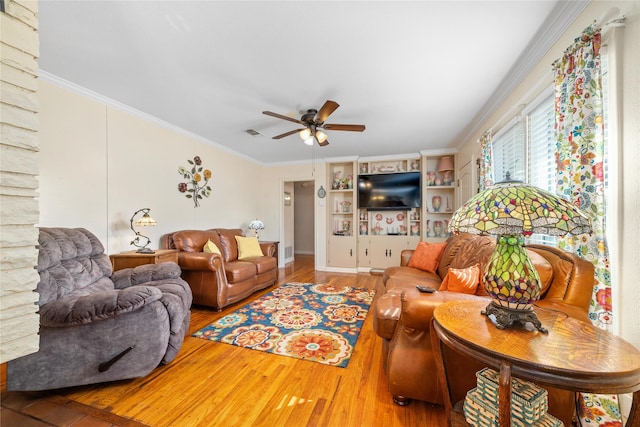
[
  {"x1": 130, "y1": 208, "x2": 157, "y2": 253},
  {"x1": 448, "y1": 179, "x2": 591, "y2": 332},
  {"x1": 437, "y1": 156, "x2": 455, "y2": 185},
  {"x1": 248, "y1": 219, "x2": 265, "y2": 240}
]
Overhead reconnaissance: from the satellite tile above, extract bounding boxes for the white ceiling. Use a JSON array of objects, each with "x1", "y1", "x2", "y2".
[{"x1": 38, "y1": 1, "x2": 588, "y2": 165}]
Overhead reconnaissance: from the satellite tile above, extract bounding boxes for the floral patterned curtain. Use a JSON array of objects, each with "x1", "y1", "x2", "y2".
[
  {"x1": 553, "y1": 24, "x2": 612, "y2": 331},
  {"x1": 478, "y1": 131, "x2": 493, "y2": 191}
]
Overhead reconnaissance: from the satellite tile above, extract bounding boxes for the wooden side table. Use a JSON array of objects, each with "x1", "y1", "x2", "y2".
[
  {"x1": 109, "y1": 249, "x2": 179, "y2": 272},
  {"x1": 431, "y1": 300, "x2": 640, "y2": 427}
]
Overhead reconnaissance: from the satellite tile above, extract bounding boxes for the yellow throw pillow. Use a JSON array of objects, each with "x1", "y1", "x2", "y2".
[
  {"x1": 235, "y1": 236, "x2": 264, "y2": 259},
  {"x1": 203, "y1": 239, "x2": 221, "y2": 255}
]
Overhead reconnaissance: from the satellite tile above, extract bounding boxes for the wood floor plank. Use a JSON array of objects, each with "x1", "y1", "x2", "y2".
[{"x1": 44, "y1": 255, "x2": 446, "y2": 426}]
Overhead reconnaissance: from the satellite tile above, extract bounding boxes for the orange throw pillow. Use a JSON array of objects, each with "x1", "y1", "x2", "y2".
[
  {"x1": 408, "y1": 241, "x2": 448, "y2": 273},
  {"x1": 440, "y1": 264, "x2": 481, "y2": 294}
]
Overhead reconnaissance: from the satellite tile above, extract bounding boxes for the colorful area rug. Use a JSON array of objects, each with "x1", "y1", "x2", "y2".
[
  {"x1": 193, "y1": 282, "x2": 375, "y2": 367},
  {"x1": 576, "y1": 393, "x2": 622, "y2": 426}
]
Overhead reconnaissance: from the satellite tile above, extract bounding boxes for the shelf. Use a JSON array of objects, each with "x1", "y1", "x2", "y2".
[{"x1": 426, "y1": 185, "x2": 455, "y2": 190}]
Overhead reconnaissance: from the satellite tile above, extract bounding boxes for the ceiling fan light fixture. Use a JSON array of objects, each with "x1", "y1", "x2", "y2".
[
  {"x1": 316, "y1": 130, "x2": 327, "y2": 144},
  {"x1": 299, "y1": 128, "x2": 311, "y2": 140}
]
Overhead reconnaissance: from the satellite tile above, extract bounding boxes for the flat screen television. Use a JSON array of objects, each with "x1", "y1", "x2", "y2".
[{"x1": 358, "y1": 171, "x2": 421, "y2": 211}]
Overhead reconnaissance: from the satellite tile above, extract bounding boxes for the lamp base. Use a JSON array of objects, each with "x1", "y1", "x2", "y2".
[
  {"x1": 481, "y1": 301, "x2": 547, "y2": 334},
  {"x1": 136, "y1": 248, "x2": 155, "y2": 254}
]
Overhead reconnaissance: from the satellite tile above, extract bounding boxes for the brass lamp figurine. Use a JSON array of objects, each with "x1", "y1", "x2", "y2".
[
  {"x1": 448, "y1": 179, "x2": 591, "y2": 333},
  {"x1": 130, "y1": 208, "x2": 157, "y2": 253}
]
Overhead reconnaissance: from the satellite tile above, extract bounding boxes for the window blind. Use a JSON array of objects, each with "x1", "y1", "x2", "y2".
[{"x1": 492, "y1": 122, "x2": 525, "y2": 182}]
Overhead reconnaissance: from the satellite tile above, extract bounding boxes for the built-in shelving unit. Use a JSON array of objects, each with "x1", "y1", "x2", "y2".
[
  {"x1": 326, "y1": 161, "x2": 357, "y2": 268},
  {"x1": 326, "y1": 152, "x2": 457, "y2": 271},
  {"x1": 422, "y1": 152, "x2": 457, "y2": 243}
]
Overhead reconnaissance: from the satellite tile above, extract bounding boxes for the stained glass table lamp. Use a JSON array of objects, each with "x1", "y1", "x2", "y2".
[{"x1": 448, "y1": 180, "x2": 591, "y2": 332}]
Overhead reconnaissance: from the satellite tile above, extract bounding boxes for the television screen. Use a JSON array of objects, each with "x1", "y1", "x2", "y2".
[{"x1": 358, "y1": 171, "x2": 421, "y2": 210}]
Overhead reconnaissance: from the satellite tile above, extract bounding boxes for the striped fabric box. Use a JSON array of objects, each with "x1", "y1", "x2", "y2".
[
  {"x1": 464, "y1": 388, "x2": 563, "y2": 427},
  {"x1": 476, "y1": 368, "x2": 548, "y2": 423}
]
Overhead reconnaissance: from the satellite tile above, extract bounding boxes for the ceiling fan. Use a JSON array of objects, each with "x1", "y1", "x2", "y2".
[{"x1": 262, "y1": 100, "x2": 365, "y2": 147}]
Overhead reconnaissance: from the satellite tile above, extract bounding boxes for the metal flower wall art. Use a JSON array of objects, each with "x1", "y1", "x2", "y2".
[{"x1": 178, "y1": 156, "x2": 212, "y2": 207}]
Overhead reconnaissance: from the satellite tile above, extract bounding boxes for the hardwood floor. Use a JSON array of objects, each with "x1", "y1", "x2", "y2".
[{"x1": 2, "y1": 256, "x2": 447, "y2": 427}]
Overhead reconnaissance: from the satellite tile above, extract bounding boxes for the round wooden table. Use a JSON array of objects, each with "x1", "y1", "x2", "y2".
[{"x1": 430, "y1": 300, "x2": 640, "y2": 426}]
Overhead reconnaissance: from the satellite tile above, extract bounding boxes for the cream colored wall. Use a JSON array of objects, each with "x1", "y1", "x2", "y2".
[
  {"x1": 39, "y1": 80, "x2": 264, "y2": 254},
  {"x1": 454, "y1": 1, "x2": 640, "y2": 348}
]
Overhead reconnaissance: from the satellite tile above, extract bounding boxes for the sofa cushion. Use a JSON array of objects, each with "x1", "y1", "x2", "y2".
[
  {"x1": 440, "y1": 264, "x2": 481, "y2": 294},
  {"x1": 224, "y1": 260, "x2": 257, "y2": 283},
  {"x1": 235, "y1": 236, "x2": 264, "y2": 259},
  {"x1": 216, "y1": 229, "x2": 244, "y2": 262},
  {"x1": 407, "y1": 241, "x2": 447, "y2": 273}
]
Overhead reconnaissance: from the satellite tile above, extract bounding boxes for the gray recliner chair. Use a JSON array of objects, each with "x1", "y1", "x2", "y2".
[{"x1": 7, "y1": 227, "x2": 193, "y2": 391}]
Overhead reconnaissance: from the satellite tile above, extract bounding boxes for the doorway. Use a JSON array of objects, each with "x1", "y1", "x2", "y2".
[{"x1": 282, "y1": 180, "x2": 315, "y2": 266}]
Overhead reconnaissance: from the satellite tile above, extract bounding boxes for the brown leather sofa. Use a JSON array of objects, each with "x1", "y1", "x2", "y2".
[
  {"x1": 161, "y1": 229, "x2": 277, "y2": 311},
  {"x1": 373, "y1": 233, "x2": 595, "y2": 425}
]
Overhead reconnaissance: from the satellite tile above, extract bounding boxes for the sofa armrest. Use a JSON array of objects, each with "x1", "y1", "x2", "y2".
[
  {"x1": 400, "y1": 289, "x2": 487, "y2": 330},
  {"x1": 176, "y1": 252, "x2": 225, "y2": 272},
  {"x1": 400, "y1": 249, "x2": 414, "y2": 266},
  {"x1": 259, "y1": 242, "x2": 276, "y2": 258},
  {"x1": 39, "y1": 286, "x2": 163, "y2": 327},
  {"x1": 112, "y1": 263, "x2": 183, "y2": 289}
]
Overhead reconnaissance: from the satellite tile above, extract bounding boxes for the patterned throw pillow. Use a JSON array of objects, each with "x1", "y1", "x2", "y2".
[
  {"x1": 439, "y1": 264, "x2": 481, "y2": 294},
  {"x1": 235, "y1": 236, "x2": 264, "y2": 259},
  {"x1": 203, "y1": 239, "x2": 221, "y2": 255},
  {"x1": 407, "y1": 241, "x2": 448, "y2": 273}
]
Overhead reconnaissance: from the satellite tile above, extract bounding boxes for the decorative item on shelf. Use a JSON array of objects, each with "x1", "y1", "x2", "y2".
[
  {"x1": 248, "y1": 218, "x2": 265, "y2": 240},
  {"x1": 360, "y1": 223, "x2": 368, "y2": 235},
  {"x1": 444, "y1": 219, "x2": 450, "y2": 238},
  {"x1": 425, "y1": 219, "x2": 431, "y2": 237},
  {"x1": 130, "y1": 208, "x2": 157, "y2": 253},
  {"x1": 432, "y1": 195, "x2": 442, "y2": 212},
  {"x1": 446, "y1": 196, "x2": 452, "y2": 212},
  {"x1": 448, "y1": 178, "x2": 592, "y2": 333},
  {"x1": 427, "y1": 171, "x2": 436, "y2": 186},
  {"x1": 410, "y1": 224, "x2": 420, "y2": 236},
  {"x1": 342, "y1": 220, "x2": 351, "y2": 233},
  {"x1": 433, "y1": 220, "x2": 444, "y2": 237},
  {"x1": 360, "y1": 163, "x2": 368, "y2": 174},
  {"x1": 385, "y1": 217, "x2": 394, "y2": 225},
  {"x1": 340, "y1": 201, "x2": 352, "y2": 213},
  {"x1": 438, "y1": 156, "x2": 455, "y2": 186},
  {"x1": 332, "y1": 171, "x2": 341, "y2": 190},
  {"x1": 372, "y1": 222, "x2": 383, "y2": 235},
  {"x1": 399, "y1": 225, "x2": 407, "y2": 235},
  {"x1": 410, "y1": 160, "x2": 419, "y2": 171},
  {"x1": 178, "y1": 156, "x2": 212, "y2": 208}
]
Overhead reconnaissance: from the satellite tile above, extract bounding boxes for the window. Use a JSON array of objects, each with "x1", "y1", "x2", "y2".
[{"x1": 491, "y1": 122, "x2": 525, "y2": 182}]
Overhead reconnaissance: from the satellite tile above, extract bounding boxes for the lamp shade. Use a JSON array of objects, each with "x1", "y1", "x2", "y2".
[
  {"x1": 448, "y1": 181, "x2": 591, "y2": 237},
  {"x1": 248, "y1": 219, "x2": 265, "y2": 231},
  {"x1": 437, "y1": 156, "x2": 455, "y2": 172}
]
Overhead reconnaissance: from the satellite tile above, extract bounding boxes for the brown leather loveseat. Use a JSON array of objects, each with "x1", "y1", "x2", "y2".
[
  {"x1": 162, "y1": 229, "x2": 277, "y2": 311},
  {"x1": 373, "y1": 233, "x2": 595, "y2": 425}
]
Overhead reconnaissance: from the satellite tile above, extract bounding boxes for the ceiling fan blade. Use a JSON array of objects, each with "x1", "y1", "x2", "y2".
[
  {"x1": 263, "y1": 111, "x2": 305, "y2": 125},
  {"x1": 272, "y1": 128, "x2": 305, "y2": 139},
  {"x1": 316, "y1": 100, "x2": 340, "y2": 124},
  {"x1": 322, "y1": 123, "x2": 366, "y2": 132}
]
